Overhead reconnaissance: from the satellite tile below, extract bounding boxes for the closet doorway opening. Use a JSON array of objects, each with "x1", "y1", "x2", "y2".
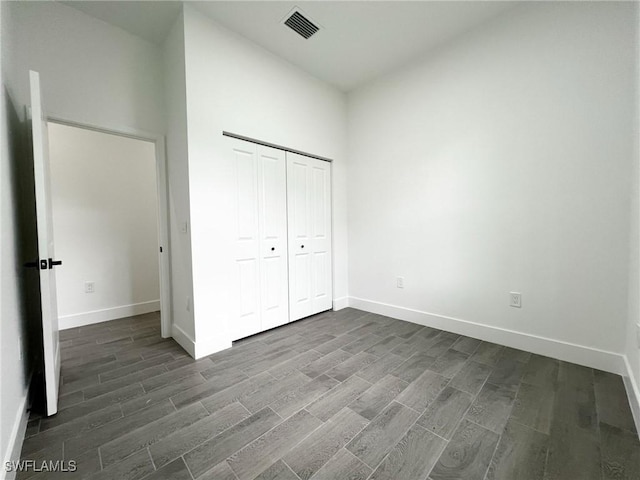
[{"x1": 46, "y1": 119, "x2": 171, "y2": 337}]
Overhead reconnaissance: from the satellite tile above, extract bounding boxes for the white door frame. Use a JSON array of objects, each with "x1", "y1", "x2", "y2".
[{"x1": 46, "y1": 114, "x2": 173, "y2": 338}]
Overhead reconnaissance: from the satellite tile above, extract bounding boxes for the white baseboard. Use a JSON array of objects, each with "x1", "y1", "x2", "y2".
[
  {"x1": 1, "y1": 385, "x2": 30, "y2": 480},
  {"x1": 332, "y1": 297, "x2": 349, "y2": 311},
  {"x1": 622, "y1": 355, "x2": 640, "y2": 435},
  {"x1": 171, "y1": 323, "x2": 196, "y2": 358},
  {"x1": 171, "y1": 323, "x2": 231, "y2": 359},
  {"x1": 59, "y1": 300, "x2": 160, "y2": 330},
  {"x1": 349, "y1": 296, "x2": 626, "y2": 375}
]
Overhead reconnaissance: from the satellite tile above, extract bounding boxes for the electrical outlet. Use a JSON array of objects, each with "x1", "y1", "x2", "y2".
[
  {"x1": 180, "y1": 221, "x2": 188, "y2": 234},
  {"x1": 509, "y1": 292, "x2": 522, "y2": 308},
  {"x1": 85, "y1": 281, "x2": 95, "y2": 293},
  {"x1": 396, "y1": 277, "x2": 404, "y2": 289},
  {"x1": 186, "y1": 296, "x2": 191, "y2": 312}
]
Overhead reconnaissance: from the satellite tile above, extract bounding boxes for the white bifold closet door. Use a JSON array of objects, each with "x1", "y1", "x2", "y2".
[
  {"x1": 287, "y1": 152, "x2": 333, "y2": 321},
  {"x1": 230, "y1": 138, "x2": 289, "y2": 340}
]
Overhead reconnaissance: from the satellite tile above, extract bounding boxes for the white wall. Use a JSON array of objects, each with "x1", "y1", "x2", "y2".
[
  {"x1": 1, "y1": 1, "x2": 31, "y2": 474},
  {"x1": 1, "y1": 2, "x2": 168, "y2": 472},
  {"x1": 347, "y1": 2, "x2": 637, "y2": 372},
  {"x1": 3, "y1": 1, "x2": 198, "y2": 325},
  {"x1": 625, "y1": 3, "x2": 640, "y2": 427},
  {"x1": 181, "y1": 5, "x2": 348, "y2": 356},
  {"x1": 5, "y1": 0, "x2": 201, "y2": 341},
  {"x1": 163, "y1": 11, "x2": 195, "y2": 342},
  {"x1": 6, "y1": 1, "x2": 164, "y2": 134},
  {"x1": 48, "y1": 123, "x2": 160, "y2": 329}
]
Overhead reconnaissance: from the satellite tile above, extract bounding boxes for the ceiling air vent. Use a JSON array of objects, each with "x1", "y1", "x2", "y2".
[{"x1": 284, "y1": 9, "x2": 320, "y2": 39}]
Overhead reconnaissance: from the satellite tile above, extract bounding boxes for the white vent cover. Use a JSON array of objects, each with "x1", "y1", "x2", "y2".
[{"x1": 282, "y1": 8, "x2": 320, "y2": 39}]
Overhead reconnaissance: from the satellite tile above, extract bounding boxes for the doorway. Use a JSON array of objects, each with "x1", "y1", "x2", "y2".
[{"x1": 46, "y1": 119, "x2": 171, "y2": 337}]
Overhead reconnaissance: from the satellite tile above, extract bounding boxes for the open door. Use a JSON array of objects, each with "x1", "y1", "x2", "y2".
[{"x1": 30, "y1": 70, "x2": 61, "y2": 416}]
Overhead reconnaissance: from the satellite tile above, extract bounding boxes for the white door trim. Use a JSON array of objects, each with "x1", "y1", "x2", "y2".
[{"x1": 46, "y1": 114, "x2": 173, "y2": 338}]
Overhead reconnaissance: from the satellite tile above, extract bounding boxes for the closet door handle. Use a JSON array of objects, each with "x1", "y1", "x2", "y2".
[
  {"x1": 48, "y1": 258, "x2": 62, "y2": 269},
  {"x1": 301, "y1": 245, "x2": 305, "y2": 249},
  {"x1": 271, "y1": 247, "x2": 275, "y2": 251}
]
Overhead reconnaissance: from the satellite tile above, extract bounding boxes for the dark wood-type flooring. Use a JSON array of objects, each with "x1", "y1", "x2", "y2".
[{"x1": 19, "y1": 309, "x2": 639, "y2": 479}]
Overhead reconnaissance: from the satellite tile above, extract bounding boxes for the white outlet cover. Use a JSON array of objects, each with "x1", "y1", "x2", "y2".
[{"x1": 509, "y1": 292, "x2": 522, "y2": 308}]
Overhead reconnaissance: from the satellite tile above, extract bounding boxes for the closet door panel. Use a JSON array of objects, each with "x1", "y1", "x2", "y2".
[
  {"x1": 310, "y1": 159, "x2": 333, "y2": 312},
  {"x1": 262, "y1": 257, "x2": 282, "y2": 308},
  {"x1": 294, "y1": 250, "x2": 311, "y2": 305},
  {"x1": 290, "y1": 160, "x2": 310, "y2": 240},
  {"x1": 312, "y1": 164, "x2": 330, "y2": 241},
  {"x1": 312, "y1": 251, "x2": 330, "y2": 304},
  {"x1": 231, "y1": 141, "x2": 261, "y2": 339},
  {"x1": 287, "y1": 153, "x2": 332, "y2": 321},
  {"x1": 236, "y1": 152, "x2": 258, "y2": 241},
  {"x1": 258, "y1": 146, "x2": 289, "y2": 330},
  {"x1": 260, "y1": 151, "x2": 283, "y2": 239},
  {"x1": 287, "y1": 157, "x2": 313, "y2": 320}
]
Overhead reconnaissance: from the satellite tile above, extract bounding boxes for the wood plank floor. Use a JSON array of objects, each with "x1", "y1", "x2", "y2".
[{"x1": 19, "y1": 309, "x2": 639, "y2": 480}]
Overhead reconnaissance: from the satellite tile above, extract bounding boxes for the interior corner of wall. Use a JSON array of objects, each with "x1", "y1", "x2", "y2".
[
  {"x1": 181, "y1": 2, "x2": 198, "y2": 25},
  {"x1": 333, "y1": 296, "x2": 350, "y2": 311}
]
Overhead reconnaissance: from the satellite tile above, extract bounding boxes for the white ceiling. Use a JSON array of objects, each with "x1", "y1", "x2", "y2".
[
  {"x1": 62, "y1": 1, "x2": 517, "y2": 91},
  {"x1": 61, "y1": 1, "x2": 183, "y2": 45}
]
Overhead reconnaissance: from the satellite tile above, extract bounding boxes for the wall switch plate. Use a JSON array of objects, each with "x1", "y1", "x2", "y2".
[
  {"x1": 509, "y1": 292, "x2": 522, "y2": 308},
  {"x1": 85, "y1": 281, "x2": 95, "y2": 293},
  {"x1": 396, "y1": 277, "x2": 404, "y2": 289}
]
